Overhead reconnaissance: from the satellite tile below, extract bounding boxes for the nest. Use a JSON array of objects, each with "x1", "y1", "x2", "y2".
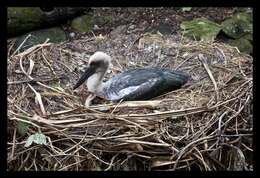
[{"x1": 7, "y1": 33, "x2": 253, "y2": 171}]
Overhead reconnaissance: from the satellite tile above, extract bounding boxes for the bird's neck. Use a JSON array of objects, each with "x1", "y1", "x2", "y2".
[{"x1": 87, "y1": 71, "x2": 106, "y2": 95}]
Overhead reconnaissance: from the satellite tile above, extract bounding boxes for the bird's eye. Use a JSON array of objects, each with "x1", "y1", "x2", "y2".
[{"x1": 90, "y1": 62, "x2": 97, "y2": 67}]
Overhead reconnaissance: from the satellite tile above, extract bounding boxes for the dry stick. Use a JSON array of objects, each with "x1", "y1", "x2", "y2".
[
  {"x1": 58, "y1": 159, "x2": 86, "y2": 171},
  {"x1": 27, "y1": 58, "x2": 35, "y2": 75},
  {"x1": 193, "y1": 146, "x2": 210, "y2": 171},
  {"x1": 115, "y1": 117, "x2": 152, "y2": 133},
  {"x1": 11, "y1": 34, "x2": 32, "y2": 57},
  {"x1": 46, "y1": 136, "x2": 62, "y2": 155},
  {"x1": 14, "y1": 104, "x2": 32, "y2": 116},
  {"x1": 10, "y1": 128, "x2": 17, "y2": 161},
  {"x1": 46, "y1": 125, "x2": 111, "y2": 166},
  {"x1": 37, "y1": 82, "x2": 77, "y2": 99},
  {"x1": 47, "y1": 108, "x2": 81, "y2": 116},
  {"x1": 89, "y1": 100, "x2": 162, "y2": 111},
  {"x1": 199, "y1": 54, "x2": 219, "y2": 104},
  {"x1": 221, "y1": 143, "x2": 246, "y2": 170},
  {"x1": 216, "y1": 110, "x2": 229, "y2": 147},
  {"x1": 175, "y1": 55, "x2": 194, "y2": 70},
  {"x1": 119, "y1": 106, "x2": 210, "y2": 118},
  {"x1": 18, "y1": 152, "x2": 31, "y2": 170},
  {"x1": 172, "y1": 135, "x2": 216, "y2": 170},
  {"x1": 110, "y1": 99, "x2": 123, "y2": 114},
  {"x1": 27, "y1": 114, "x2": 86, "y2": 127},
  {"x1": 8, "y1": 39, "x2": 17, "y2": 58},
  {"x1": 104, "y1": 153, "x2": 119, "y2": 171},
  {"x1": 15, "y1": 39, "x2": 51, "y2": 58},
  {"x1": 9, "y1": 116, "x2": 41, "y2": 129},
  {"x1": 19, "y1": 57, "x2": 33, "y2": 80},
  {"x1": 7, "y1": 76, "x2": 65, "y2": 85},
  {"x1": 42, "y1": 52, "x2": 57, "y2": 76},
  {"x1": 209, "y1": 94, "x2": 251, "y2": 137},
  {"x1": 214, "y1": 46, "x2": 227, "y2": 65},
  {"x1": 19, "y1": 55, "x2": 49, "y2": 115},
  {"x1": 27, "y1": 84, "x2": 46, "y2": 116},
  {"x1": 117, "y1": 139, "x2": 171, "y2": 147},
  {"x1": 64, "y1": 131, "x2": 89, "y2": 154}
]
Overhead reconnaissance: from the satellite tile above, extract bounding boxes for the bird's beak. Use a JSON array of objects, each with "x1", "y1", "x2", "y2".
[{"x1": 73, "y1": 66, "x2": 96, "y2": 90}]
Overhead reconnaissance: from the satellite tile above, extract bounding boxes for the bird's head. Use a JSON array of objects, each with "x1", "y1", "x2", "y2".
[
  {"x1": 73, "y1": 51, "x2": 111, "y2": 90},
  {"x1": 88, "y1": 51, "x2": 111, "y2": 73}
]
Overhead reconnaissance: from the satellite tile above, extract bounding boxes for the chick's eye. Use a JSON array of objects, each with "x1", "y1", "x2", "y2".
[
  {"x1": 90, "y1": 61, "x2": 101, "y2": 68},
  {"x1": 90, "y1": 62, "x2": 97, "y2": 67}
]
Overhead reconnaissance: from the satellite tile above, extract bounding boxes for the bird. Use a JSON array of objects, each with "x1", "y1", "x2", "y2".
[{"x1": 73, "y1": 51, "x2": 190, "y2": 104}]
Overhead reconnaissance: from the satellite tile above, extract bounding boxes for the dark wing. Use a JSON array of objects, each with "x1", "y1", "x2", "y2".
[{"x1": 104, "y1": 68, "x2": 189, "y2": 101}]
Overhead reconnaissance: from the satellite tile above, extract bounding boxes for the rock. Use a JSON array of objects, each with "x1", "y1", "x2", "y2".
[
  {"x1": 69, "y1": 32, "x2": 76, "y2": 38},
  {"x1": 220, "y1": 11, "x2": 252, "y2": 55},
  {"x1": 8, "y1": 7, "x2": 89, "y2": 37},
  {"x1": 13, "y1": 27, "x2": 67, "y2": 52},
  {"x1": 93, "y1": 24, "x2": 100, "y2": 30},
  {"x1": 227, "y1": 37, "x2": 252, "y2": 54},
  {"x1": 71, "y1": 15, "x2": 94, "y2": 32},
  {"x1": 8, "y1": 7, "x2": 43, "y2": 36},
  {"x1": 180, "y1": 18, "x2": 222, "y2": 41},
  {"x1": 110, "y1": 25, "x2": 127, "y2": 37},
  {"x1": 94, "y1": 15, "x2": 113, "y2": 26},
  {"x1": 156, "y1": 23, "x2": 173, "y2": 35},
  {"x1": 126, "y1": 24, "x2": 136, "y2": 33},
  {"x1": 221, "y1": 12, "x2": 252, "y2": 39}
]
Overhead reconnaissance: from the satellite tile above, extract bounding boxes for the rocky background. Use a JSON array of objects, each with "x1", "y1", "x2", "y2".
[{"x1": 8, "y1": 7, "x2": 252, "y2": 55}]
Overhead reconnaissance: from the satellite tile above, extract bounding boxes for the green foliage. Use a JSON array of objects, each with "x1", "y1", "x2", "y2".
[
  {"x1": 182, "y1": 7, "x2": 192, "y2": 12},
  {"x1": 17, "y1": 119, "x2": 29, "y2": 137},
  {"x1": 180, "y1": 18, "x2": 222, "y2": 41},
  {"x1": 25, "y1": 133, "x2": 47, "y2": 147}
]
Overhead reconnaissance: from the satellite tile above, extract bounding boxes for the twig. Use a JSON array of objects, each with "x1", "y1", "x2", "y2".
[
  {"x1": 27, "y1": 84, "x2": 46, "y2": 116},
  {"x1": 11, "y1": 34, "x2": 31, "y2": 57},
  {"x1": 10, "y1": 128, "x2": 17, "y2": 161},
  {"x1": 173, "y1": 136, "x2": 216, "y2": 170},
  {"x1": 7, "y1": 76, "x2": 64, "y2": 85},
  {"x1": 199, "y1": 54, "x2": 219, "y2": 103}
]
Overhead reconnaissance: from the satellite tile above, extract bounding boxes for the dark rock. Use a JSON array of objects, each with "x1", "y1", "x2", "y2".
[
  {"x1": 13, "y1": 27, "x2": 67, "y2": 52},
  {"x1": 221, "y1": 12, "x2": 252, "y2": 39},
  {"x1": 8, "y1": 7, "x2": 89, "y2": 37},
  {"x1": 227, "y1": 37, "x2": 252, "y2": 54},
  {"x1": 71, "y1": 15, "x2": 94, "y2": 32}
]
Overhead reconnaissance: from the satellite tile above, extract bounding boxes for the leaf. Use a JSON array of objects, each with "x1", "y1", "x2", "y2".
[
  {"x1": 53, "y1": 86, "x2": 65, "y2": 92},
  {"x1": 25, "y1": 133, "x2": 47, "y2": 147},
  {"x1": 181, "y1": 18, "x2": 222, "y2": 41},
  {"x1": 28, "y1": 84, "x2": 46, "y2": 115},
  {"x1": 27, "y1": 59, "x2": 35, "y2": 75},
  {"x1": 17, "y1": 120, "x2": 29, "y2": 137},
  {"x1": 182, "y1": 7, "x2": 192, "y2": 12}
]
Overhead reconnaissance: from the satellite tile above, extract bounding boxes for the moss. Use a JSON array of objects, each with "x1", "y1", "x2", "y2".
[
  {"x1": 71, "y1": 15, "x2": 94, "y2": 32},
  {"x1": 227, "y1": 37, "x2": 252, "y2": 54},
  {"x1": 103, "y1": 15, "x2": 113, "y2": 24},
  {"x1": 221, "y1": 12, "x2": 252, "y2": 39},
  {"x1": 14, "y1": 27, "x2": 67, "y2": 52},
  {"x1": 8, "y1": 7, "x2": 43, "y2": 35}
]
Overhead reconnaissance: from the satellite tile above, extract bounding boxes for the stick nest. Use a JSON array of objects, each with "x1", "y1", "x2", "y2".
[{"x1": 7, "y1": 33, "x2": 253, "y2": 170}]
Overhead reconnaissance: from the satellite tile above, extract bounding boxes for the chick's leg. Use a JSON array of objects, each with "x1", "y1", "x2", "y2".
[{"x1": 85, "y1": 93, "x2": 96, "y2": 107}]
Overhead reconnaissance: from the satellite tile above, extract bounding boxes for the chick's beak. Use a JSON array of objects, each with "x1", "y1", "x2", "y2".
[{"x1": 73, "y1": 66, "x2": 96, "y2": 90}]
